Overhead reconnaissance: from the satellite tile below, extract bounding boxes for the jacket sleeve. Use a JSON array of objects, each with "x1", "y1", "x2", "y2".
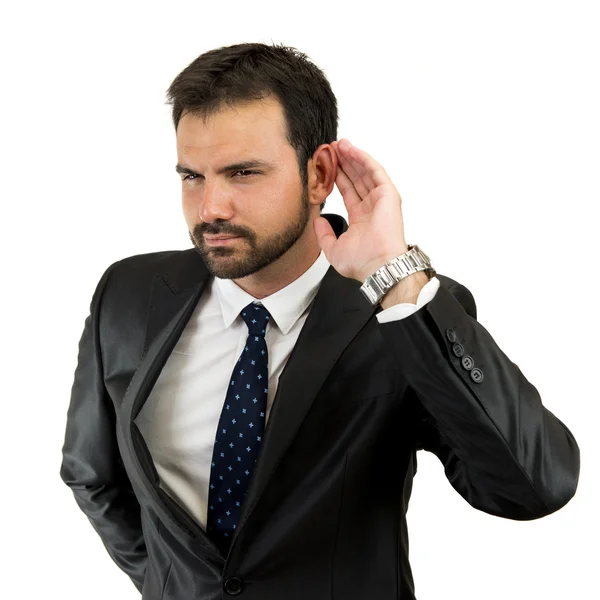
[
  {"x1": 378, "y1": 280, "x2": 580, "y2": 520},
  {"x1": 60, "y1": 260, "x2": 147, "y2": 592}
]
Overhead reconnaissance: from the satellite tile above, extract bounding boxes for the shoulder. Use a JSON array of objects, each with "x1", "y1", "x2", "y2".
[
  {"x1": 98, "y1": 247, "x2": 203, "y2": 301},
  {"x1": 113, "y1": 247, "x2": 198, "y2": 273}
]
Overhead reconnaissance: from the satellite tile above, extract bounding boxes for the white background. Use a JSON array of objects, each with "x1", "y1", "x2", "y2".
[{"x1": 2, "y1": 1, "x2": 598, "y2": 598}]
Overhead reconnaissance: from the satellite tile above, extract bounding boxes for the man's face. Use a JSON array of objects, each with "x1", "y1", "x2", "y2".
[{"x1": 176, "y1": 96, "x2": 312, "y2": 280}]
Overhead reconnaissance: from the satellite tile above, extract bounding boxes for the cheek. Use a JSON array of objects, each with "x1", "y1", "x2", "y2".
[
  {"x1": 260, "y1": 176, "x2": 301, "y2": 209},
  {"x1": 181, "y1": 193, "x2": 198, "y2": 225}
]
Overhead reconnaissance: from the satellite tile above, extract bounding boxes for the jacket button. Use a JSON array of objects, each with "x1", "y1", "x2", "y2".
[
  {"x1": 224, "y1": 577, "x2": 244, "y2": 595},
  {"x1": 470, "y1": 368, "x2": 484, "y2": 383},
  {"x1": 461, "y1": 355, "x2": 474, "y2": 370},
  {"x1": 446, "y1": 328, "x2": 457, "y2": 342},
  {"x1": 452, "y1": 342, "x2": 464, "y2": 357}
]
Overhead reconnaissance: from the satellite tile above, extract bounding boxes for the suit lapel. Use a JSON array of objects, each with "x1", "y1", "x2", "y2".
[
  {"x1": 233, "y1": 264, "x2": 380, "y2": 541},
  {"x1": 119, "y1": 215, "x2": 382, "y2": 555}
]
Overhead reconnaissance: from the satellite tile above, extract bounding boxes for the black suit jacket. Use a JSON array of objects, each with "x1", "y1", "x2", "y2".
[{"x1": 60, "y1": 213, "x2": 579, "y2": 599}]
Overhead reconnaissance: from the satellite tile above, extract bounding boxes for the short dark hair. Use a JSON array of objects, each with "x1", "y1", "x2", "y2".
[{"x1": 165, "y1": 42, "x2": 339, "y2": 212}]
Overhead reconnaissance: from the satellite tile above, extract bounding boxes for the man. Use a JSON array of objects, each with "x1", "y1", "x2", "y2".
[{"x1": 60, "y1": 42, "x2": 580, "y2": 599}]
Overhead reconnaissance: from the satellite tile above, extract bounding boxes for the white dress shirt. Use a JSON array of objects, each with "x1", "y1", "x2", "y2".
[{"x1": 135, "y1": 250, "x2": 440, "y2": 531}]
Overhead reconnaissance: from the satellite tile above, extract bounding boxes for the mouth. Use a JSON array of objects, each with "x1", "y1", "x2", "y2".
[{"x1": 204, "y1": 235, "x2": 242, "y2": 246}]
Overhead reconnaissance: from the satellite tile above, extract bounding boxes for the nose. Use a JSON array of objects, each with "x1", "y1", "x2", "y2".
[{"x1": 198, "y1": 177, "x2": 234, "y2": 224}]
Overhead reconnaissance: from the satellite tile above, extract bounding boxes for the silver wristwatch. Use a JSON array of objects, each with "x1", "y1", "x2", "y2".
[{"x1": 360, "y1": 244, "x2": 436, "y2": 305}]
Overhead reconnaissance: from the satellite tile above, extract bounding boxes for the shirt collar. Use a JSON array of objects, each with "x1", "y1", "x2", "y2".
[{"x1": 214, "y1": 250, "x2": 331, "y2": 335}]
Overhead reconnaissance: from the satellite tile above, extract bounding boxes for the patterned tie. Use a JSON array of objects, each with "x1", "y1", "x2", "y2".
[{"x1": 206, "y1": 301, "x2": 271, "y2": 553}]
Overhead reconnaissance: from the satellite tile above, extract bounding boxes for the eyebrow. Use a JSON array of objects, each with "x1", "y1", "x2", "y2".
[{"x1": 175, "y1": 159, "x2": 273, "y2": 177}]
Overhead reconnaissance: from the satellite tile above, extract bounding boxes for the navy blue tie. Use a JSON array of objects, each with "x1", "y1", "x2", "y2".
[{"x1": 206, "y1": 301, "x2": 271, "y2": 553}]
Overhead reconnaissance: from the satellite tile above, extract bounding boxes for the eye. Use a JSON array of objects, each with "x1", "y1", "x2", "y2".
[
  {"x1": 181, "y1": 174, "x2": 199, "y2": 181},
  {"x1": 233, "y1": 170, "x2": 258, "y2": 178}
]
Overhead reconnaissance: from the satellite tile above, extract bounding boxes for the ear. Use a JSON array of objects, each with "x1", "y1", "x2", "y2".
[{"x1": 307, "y1": 143, "x2": 338, "y2": 207}]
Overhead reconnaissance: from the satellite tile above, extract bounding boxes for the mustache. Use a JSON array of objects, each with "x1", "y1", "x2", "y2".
[{"x1": 194, "y1": 224, "x2": 250, "y2": 239}]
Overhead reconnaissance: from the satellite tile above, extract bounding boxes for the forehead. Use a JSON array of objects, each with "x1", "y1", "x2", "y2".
[{"x1": 176, "y1": 97, "x2": 289, "y2": 163}]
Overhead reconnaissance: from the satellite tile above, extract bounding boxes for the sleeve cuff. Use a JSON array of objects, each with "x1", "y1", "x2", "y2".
[{"x1": 375, "y1": 276, "x2": 441, "y2": 323}]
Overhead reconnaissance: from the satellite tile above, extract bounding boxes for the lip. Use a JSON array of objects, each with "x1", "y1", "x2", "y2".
[{"x1": 204, "y1": 236, "x2": 242, "y2": 246}]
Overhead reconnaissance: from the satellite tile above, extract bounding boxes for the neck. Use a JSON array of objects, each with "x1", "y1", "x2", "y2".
[{"x1": 233, "y1": 231, "x2": 322, "y2": 300}]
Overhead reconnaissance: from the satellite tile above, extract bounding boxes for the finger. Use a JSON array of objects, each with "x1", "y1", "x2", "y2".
[
  {"x1": 333, "y1": 140, "x2": 372, "y2": 199},
  {"x1": 340, "y1": 139, "x2": 390, "y2": 188},
  {"x1": 334, "y1": 162, "x2": 363, "y2": 211},
  {"x1": 336, "y1": 139, "x2": 377, "y2": 191},
  {"x1": 335, "y1": 159, "x2": 362, "y2": 200}
]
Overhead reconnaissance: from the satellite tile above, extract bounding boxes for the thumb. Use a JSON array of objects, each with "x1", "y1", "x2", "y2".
[{"x1": 313, "y1": 216, "x2": 337, "y2": 260}]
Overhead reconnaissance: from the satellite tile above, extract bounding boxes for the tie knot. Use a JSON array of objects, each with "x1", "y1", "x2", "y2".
[{"x1": 240, "y1": 302, "x2": 271, "y2": 336}]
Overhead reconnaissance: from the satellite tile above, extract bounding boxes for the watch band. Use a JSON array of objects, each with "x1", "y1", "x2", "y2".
[{"x1": 359, "y1": 244, "x2": 436, "y2": 305}]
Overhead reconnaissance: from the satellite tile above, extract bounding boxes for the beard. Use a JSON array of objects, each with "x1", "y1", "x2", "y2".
[{"x1": 189, "y1": 185, "x2": 311, "y2": 280}]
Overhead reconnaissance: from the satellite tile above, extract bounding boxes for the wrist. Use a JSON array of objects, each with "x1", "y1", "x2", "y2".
[
  {"x1": 360, "y1": 244, "x2": 435, "y2": 306},
  {"x1": 358, "y1": 246, "x2": 410, "y2": 284},
  {"x1": 379, "y1": 270, "x2": 429, "y2": 309}
]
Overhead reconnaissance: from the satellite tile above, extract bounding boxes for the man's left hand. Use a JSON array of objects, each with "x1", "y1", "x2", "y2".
[{"x1": 313, "y1": 138, "x2": 409, "y2": 283}]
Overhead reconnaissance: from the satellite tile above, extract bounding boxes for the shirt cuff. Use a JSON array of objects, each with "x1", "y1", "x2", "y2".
[{"x1": 375, "y1": 276, "x2": 441, "y2": 323}]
